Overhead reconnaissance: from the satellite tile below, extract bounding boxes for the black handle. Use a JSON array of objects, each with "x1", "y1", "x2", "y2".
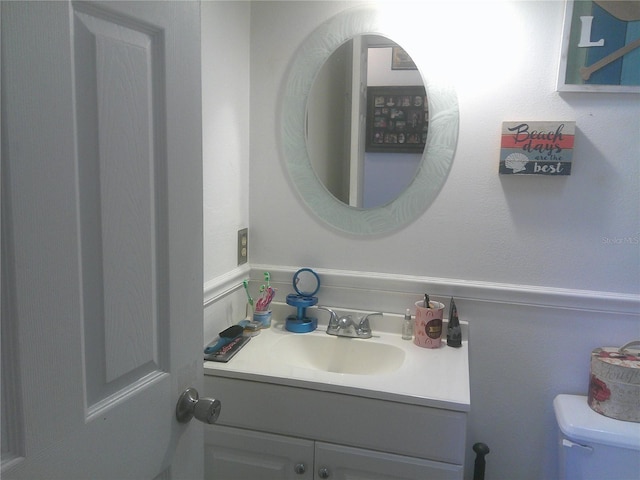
[{"x1": 472, "y1": 442, "x2": 490, "y2": 480}]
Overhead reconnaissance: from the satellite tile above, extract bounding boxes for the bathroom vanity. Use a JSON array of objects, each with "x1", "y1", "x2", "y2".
[{"x1": 203, "y1": 305, "x2": 470, "y2": 479}]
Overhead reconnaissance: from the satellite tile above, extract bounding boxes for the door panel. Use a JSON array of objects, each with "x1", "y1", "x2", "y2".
[
  {"x1": 73, "y1": 1, "x2": 170, "y2": 412},
  {"x1": 1, "y1": 1, "x2": 202, "y2": 478}
]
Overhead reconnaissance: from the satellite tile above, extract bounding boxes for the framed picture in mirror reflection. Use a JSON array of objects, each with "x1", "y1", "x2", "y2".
[
  {"x1": 391, "y1": 47, "x2": 418, "y2": 70},
  {"x1": 366, "y1": 86, "x2": 428, "y2": 154}
]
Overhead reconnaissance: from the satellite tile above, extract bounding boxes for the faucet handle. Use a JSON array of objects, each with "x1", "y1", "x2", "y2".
[
  {"x1": 358, "y1": 312, "x2": 382, "y2": 337},
  {"x1": 314, "y1": 306, "x2": 339, "y2": 328}
]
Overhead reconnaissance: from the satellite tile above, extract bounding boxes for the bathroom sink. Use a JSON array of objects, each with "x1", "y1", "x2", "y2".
[{"x1": 269, "y1": 334, "x2": 405, "y2": 375}]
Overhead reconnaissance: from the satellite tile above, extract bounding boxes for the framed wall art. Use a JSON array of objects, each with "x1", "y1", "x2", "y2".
[
  {"x1": 558, "y1": 0, "x2": 640, "y2": 92},
  {"x1": 499, "y1": 121, "x2": 575, "y2": 176},
  {"x1": 365, "y1": 86, "x2": 427, "y2": 154}
]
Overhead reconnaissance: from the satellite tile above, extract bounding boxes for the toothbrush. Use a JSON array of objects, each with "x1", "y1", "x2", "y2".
[
  {"x1": 254, "y1": 272, "x2": 274, "y2": 311},
  {"x1": 256, "y1": 286, "x2": 276, "y2": 311},
  {"x1": 243, "y1": 279, "x2": 254, "y2": 307}
]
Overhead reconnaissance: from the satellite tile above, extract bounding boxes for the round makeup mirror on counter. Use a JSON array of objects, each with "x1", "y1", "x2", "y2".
[{"x1": 285, "y1": 268, "x2": 321, "y2": 333}]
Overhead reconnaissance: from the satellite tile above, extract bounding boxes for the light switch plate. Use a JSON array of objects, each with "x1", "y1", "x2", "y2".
[{"x1": 237, "y1": 228, "x2": 248, "y2": 265}]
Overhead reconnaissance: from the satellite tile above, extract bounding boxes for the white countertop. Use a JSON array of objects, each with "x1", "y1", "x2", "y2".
[{"x1": 204, "y1": 304, "x2": 470, "y2": 412}]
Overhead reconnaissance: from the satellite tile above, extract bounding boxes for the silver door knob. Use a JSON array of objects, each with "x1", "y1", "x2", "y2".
[
  {"x1": 294, "y1": 463, "x2": 306, "y2": 474},
  {"x1": 175, "y1": 387, "x2": 221, "y2": 424}
]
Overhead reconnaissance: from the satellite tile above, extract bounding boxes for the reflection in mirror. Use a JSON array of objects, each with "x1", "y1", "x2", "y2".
[
  {"x1": 307, "y1": 35, "x2": 426, "y2": 209},
  {"x1": 281, "y1": 5, "x2": 459, "y2": 235}
]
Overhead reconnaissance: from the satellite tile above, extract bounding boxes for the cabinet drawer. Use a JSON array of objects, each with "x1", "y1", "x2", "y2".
[
  {"x1": 316, "y1": 441, "x2": 463, "y2": 480},
  {"x1": 204, "y1": 375, "x2": 467, "y2": 464},
  {"x1": 205, "y1": 424, "x2": 314, "y2": 480}
]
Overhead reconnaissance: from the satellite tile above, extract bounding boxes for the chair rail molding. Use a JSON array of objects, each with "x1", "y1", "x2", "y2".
[{"x1": 248, "y1": 265, "x2": 640, "y2": 317}]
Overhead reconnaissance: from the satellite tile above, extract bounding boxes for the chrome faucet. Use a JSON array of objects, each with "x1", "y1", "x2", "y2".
[{"x1": 314, "y1": 306, "x2": 382, "y2": 338}]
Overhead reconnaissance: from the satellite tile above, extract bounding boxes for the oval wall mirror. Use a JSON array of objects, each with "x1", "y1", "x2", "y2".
[{"x1": 280, "y1": 5, "x2": 459, "y2": 235}]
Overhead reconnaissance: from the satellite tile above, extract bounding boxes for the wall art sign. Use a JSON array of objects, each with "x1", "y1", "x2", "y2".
[
  {"x1": 499, "y1": 121, "x2": 575, "y2": 176},
  {"x1": 365, "y1": 85, "x2": 427, "y2": 154},
  {"x1": 558, "y1": 0, "x2": 640, "y2": 92}
]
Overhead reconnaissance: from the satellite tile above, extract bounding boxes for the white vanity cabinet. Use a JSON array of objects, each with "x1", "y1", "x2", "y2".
[
  {"x1": 203, "y1": 376, "x2": 466, "y2": 480},
  {"x1": 205, "y1": 424, "x2": 462, "y2": 479}
]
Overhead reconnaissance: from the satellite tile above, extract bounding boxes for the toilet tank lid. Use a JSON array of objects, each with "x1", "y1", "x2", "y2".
[{"x1": 554, "y1": 394, "x2": 640, "y2": 451}]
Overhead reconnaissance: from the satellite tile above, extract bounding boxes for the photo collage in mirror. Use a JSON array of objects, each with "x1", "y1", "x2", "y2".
[{"x1": 366, "y1": 85, "x2": 428, "y2": 154}]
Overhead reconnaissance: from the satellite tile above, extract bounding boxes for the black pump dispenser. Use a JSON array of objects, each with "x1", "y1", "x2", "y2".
[{"x1": 447, "y1": 297, "x2": 462, "y2": 347}]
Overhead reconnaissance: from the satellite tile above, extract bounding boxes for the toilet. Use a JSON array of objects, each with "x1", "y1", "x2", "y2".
[{"x1": 553, "y1": 394, "x2": 640, "y2": 480}]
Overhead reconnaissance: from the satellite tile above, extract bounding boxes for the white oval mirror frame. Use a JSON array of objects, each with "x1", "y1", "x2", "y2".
[{"x1": 280, "y1": 6, "x2": 459, "y2": 235}]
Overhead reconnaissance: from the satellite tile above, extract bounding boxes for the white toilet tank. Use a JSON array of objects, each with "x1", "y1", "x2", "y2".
[{"x1": 554, "y1": 394, "x2": 640, "y2": 480}]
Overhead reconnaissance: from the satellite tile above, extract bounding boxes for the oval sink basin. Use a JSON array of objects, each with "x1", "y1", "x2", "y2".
[{"x1": 269, "y1": 334, "x2": 405, "y2": 375}]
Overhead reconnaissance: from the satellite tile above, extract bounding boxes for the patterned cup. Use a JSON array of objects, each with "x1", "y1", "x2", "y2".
[{"x1": 413, "y1": 301, "x2": 444, "y2": 348}]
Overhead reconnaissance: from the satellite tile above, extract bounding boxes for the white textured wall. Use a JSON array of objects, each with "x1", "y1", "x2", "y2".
[
  {"x1": 202, "y1": 1, "x2": 251, "y2": 286},
  {"x1": 202, "y1": 2, "x2": 639, "y2": 479},
  {"x1": 238, "y1": 2, "x2": 640, "y2": 480},
  {"x1": 248, "y1": 0, "x2": 639, "y2": 295}
]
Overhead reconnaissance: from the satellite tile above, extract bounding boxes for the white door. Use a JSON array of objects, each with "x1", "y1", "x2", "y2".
[{"x1": 1, "y1": 1, "x2": 204, "y2": 478}]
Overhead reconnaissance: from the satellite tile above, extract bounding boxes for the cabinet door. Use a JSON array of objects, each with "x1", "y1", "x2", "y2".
[
  {"x1": 315, "y1": 442, "x2": 463, "y2": 480},
  {"x1": 205, "y1": 425, "x2": 314, "y2": 480}
]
